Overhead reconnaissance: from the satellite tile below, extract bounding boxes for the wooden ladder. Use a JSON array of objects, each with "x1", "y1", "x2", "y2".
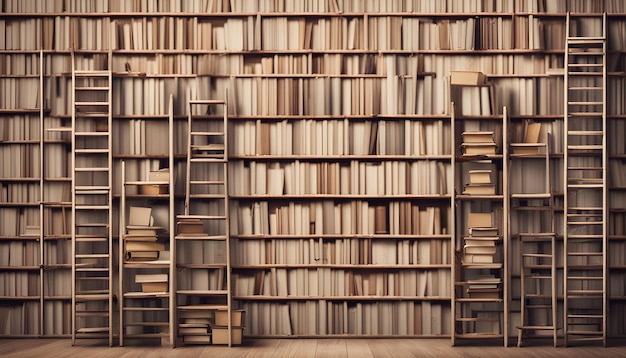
[
  {"x1": 512, "y1": 137, "x2": 558, "y2": 347},
  {"x1": 563, "y1": 12, "x2": 607, "y2": 347},
  {"x1": 175, "y1": 96, "x2": 233, "y2": 346},
  {"x1": 70, "y1": 50, "x2": 114, "y2": 346}
]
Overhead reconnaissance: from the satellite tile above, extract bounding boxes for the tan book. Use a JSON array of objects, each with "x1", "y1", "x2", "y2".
[
  {"x1": 468, "y1": 227, "x2": 499, "y2": 237},
  {"x1": 468, "y1": 169, "x2": 492, "y2": 184},
  {"x1": 125, "y1": 251, "x2": 159, "y2": 261},
  {"x1": 467, "y1": 289, "x2": 501, "y2": 299},
  {"x1": 183, "y1": 335, "x2": 212, "y2": 344},
  {"x1": 462, "y1": 131, "x2": 494, "y2": 143},
  {"x1": 464, "y1": 239, "x2": 496, "y2": 247},
  {"x1": 135, "y1": 273, "x2": 168, "y2": 283},
  {"x1": 511, "y1": 143, "x2": 541, "y2": 154},
  {"x1": 177, "y1": 219, "x2": 204, "y2": 235},
  {"x1": 462, "y1": 143, "x2": 497, "y2": 155},
  {"x1": 450, "y1": 71, "x2": 486, "y2": 86},
  {"x1": 464, "y1": 245, "x2": 497, "y2": 255},
  {"x1": 462, "y1": 254, "x2": 494, "y2": 264},
  {"x1": 141, "y1": 281, "x2": 168, "y2": 293},
  {"x1": 467, "y1": 212, "x2": 492, "y2": 228},
  {"x1": 125, "y1": 241, "x2": 165, "y2": 252},
  {"x1": 129, "y1": 206, "x2": 152, "y2": 226},
  {"x1": 463, "y1": 184, "x2": 496, "y2": 195}
]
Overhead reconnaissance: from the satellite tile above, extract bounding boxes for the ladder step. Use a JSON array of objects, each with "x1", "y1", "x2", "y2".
[
  {"x1": 517, "y1": 325, "x2": 556, "y2": 330},
  {"x1": 47, "y1": 127, "x2": 72, "y2": 132},
  {"x1": 567, "y1": 251, "x2": 603, "y2": 256},
  {"x1": 567, "y1": 63, "x2": 603, "y2": 68},
  {"x1": 190, "y1": 131, "x2": 225, "y2": 136},
  {"x1": 568, "y1": 112, "x2": 603, "y2": 117},
  {"x1": 74, "y1": 70, "x2": 110, "y2": 77},
  {"x1": 568, "y1": 314, "x2": 604, "y2": 319},
  {"x1": 567, "y1": 130, "x2": 604, "y2": 136},
  {"x1": 74, "y1": 131, "x2": 109, "y2": 136},
  {"x1": 176, "y1": 215, "x2": 227, "y2": 220},
  {"x1": 75, "y1": 112, "x2": 110, "y2": 118},
  {"x1": 75, "y1": 149, "x2": 110, "y2": 154},
  {"x1": 75, "y1": 205, "x2": 110, "y2": 210},
  {"x1": 76, "y1": 268, "x2": 109, "y2": 272},
  {"x1": 567, "y1": 290, "x2": 603, "y2": 295},
  {"x1": 567, "y1": 101, "x2": 603, "y2": 105},
  {"x1": 569, "y1": 86, "x2": 603, "y2": 91},
  {"x1": 567, "y1": 36, "x2": 605, "y2": 42},
  {"x1": 567, "y1": 276, "x2": 603, "y2": 280},
  {"x1": 189, "y1": 180, "x2": 225, "y2": 185},
  {"x1": 75, "y1": 101, "x2": 110, "y2": 106},
  {"x1": 75, "y1": 327, "x2": 110, "y2": 334},
  {"x1": 75, "y1": 86, "x2": 110, "y2": 91},
  {"x1": 189, "y1": 99, "x2": 225, "y2": 105},
  {"x1": 525, "y1": 304, "x2": 553, "y2": 309},
  {"x1": 75, "y1": 167, "x2": 110, "y2": 172},
  {"x1": 522, "y1": 253, "x2": 552, "y2": 258},
  {"x1": 76, "y1": 254, "x2": 110, "y2": 259},
  {"x1": 567, "y1": 144, "x2": 603, "y2": 150},
  {"x1": 75, "y1": 185, "x2": 110, "y2": 191},
  {"x1": 76, "y1": 311, "x2": 110, "y2": 317},
  {"x1": 76, "y1": 294, "x2": 110, "y2": 301}
]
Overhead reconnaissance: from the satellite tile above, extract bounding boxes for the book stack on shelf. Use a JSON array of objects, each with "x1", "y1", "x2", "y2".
[
  {"x1": 510, "y1": 122, "x2": 542, "y2": 155},
  {"x1": 467, "y1": 275, "x2": 501, "y2": 300},
  {"x1": 124, "y1": 206, "x2": 166, "y2": 263},
  {"x1": 461, "y1": 131, "x2": 496, "y2": 156},
  {"x1": 462, "y1": 213, "x2": 499, "y2": 265},
  {"x1": 136, "y1": 273, "x2": 168, "y2": 293},
  {"x1": 463, "y1": 169, "x2": 495, "y2": 195}
]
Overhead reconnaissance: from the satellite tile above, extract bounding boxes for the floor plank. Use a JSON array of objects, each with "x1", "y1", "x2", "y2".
[{"x1": 3, "y1": 338, "x2": 626, "y2": 358}]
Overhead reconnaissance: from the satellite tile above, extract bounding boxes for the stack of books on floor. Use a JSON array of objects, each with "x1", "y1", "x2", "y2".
[
  {"x1": 179, "y1": 309, "x2": 212, "y2": 345},
  {"x1": 211, "y1": 309, "x2": 245, "y2": 345},
  {"x1": 463, "y1": 169, "x2": 495, "y2": 195},
  {"x1": 461, "y1": 131, "x2": 496, "y2": 155},
  {"x1": 125, "y1": 206, "x2": 166, "y2": 262}
]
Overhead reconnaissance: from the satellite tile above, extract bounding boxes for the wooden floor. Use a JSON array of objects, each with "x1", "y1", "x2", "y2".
[{"x1": 3, "y1": 338, "x2": 626, "y2": 358}]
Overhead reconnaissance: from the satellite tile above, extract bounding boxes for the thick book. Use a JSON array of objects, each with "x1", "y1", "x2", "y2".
[
  {"x1": 125, "y1": 251, "x2": 159, "y2": 261},
  {"x1": 129, "y1": 206, "x2": 153, "y2": 226},
  {"x1": 177, "y1": 219, "x2": 204, "y2": 235},
  {"x1": 467, "y1": 212, "x2": 492, "y2": 228},
  {"x1": 141, "y1": 281, "x2": 168, "y2": 293},
  {"x1": 135, "y1": 273, "x2": 168, "y2": 283},
  {"x1": 468, "y1": 227, "x2": 499, "y2": 237},
  {"x1": 125, "y1": 241, "x2": 165, "y2": 252},
  {"x1": 464, "y1": 238, "x2": 496, "y2": 247},
  {"x1": 462, "y1": 253, "x2": 494, "y2": 264},
  {"x1": 468, "y1": 169, "x2": 492, "y2": 184},
  {"x1": 464, "y1": 245, "x2": 497, "y2": 255},
  {"x1": 461, "y1": 131, "x2": 494, "y2": 143},
  {"x1": 463, "y1": 184, "x2": 496, "y2": 195},
  {"x1": 450, "y1": 71, "x2": 486, "y2": 86},
  {"x1": 462, "y1": 143, "x2": 497, "y2": 155}
]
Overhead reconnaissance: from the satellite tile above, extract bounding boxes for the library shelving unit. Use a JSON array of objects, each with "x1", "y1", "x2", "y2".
[
  {"x1": 2, "y1": 0, "x2": 626, "y2": 345},
  {"x1": 118, "y1": 96, "x2": 174, "y2": 346},
  {"x1": 0, "y1": 49, "x2": 43, "y2": 337},
  {"x1": 175, "y1": 97, "x2": 236, "y2": 346},
  {"x1": 450, "y1": 75, "x2": 509, "y2": 346}
]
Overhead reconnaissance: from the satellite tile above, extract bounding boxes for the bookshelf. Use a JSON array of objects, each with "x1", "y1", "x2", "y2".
[
  {"x1": 118, "y1": 96, "x2": 174, "y2": 346},
  {"x1": 1, "y1": 0, "x2": 626, "y2": 344},
  {"x1": 450, "y1": 74, "x2": 509, "y2": 346}
]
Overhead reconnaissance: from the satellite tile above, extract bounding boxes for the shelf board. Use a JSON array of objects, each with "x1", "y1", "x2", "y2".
[{"x1": 233, "y1": 295, "x2": 451, "y2": 301}]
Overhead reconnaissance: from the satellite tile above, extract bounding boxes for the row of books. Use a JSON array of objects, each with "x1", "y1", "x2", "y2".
[
  {"x1": 0, "y1": 207, "x2": 39, "y2": 237},
  {"x1": 243, "y1": 300, "x2": 450, "y2": 336},
  {"x1": 234, "y1": 268, "x2": 451, "y2": 298},
  {"x1": 232, "y1": 237, "x2": 450, "y2": 266},
  {"x1": 231, "y1": 161, "x2": 450, "y2": 197},
  {"x1": 233, "y1": 201, "x2": 447, "y2": 236},
  {"x1": 231, "y1": 119, "x2": 450, "y2": 157}
]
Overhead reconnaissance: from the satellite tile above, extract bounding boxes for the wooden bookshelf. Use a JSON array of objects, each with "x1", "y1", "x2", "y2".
[{"x1": 2, "y1": 0, "x2": 626, "y2": 344}]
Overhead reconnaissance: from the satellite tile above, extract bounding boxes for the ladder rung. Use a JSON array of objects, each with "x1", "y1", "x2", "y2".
[
  {"x1": 569, "y1": 86, "x2": 603, "y2": 91},
  {"x1": 76, "y1": 311, "x2": 109, "y2": 317},
  {"x1": 567, "y1": 144, "x2": 603, "y2": 150},
  {"x1": 525, "y1": 304, "x2": 553, "y2": 309},
  {"x1": 191, "y1": 131, "x2": 225, "y2": 136},
  {"x1": 189, "y1": 99, "x2": 225, "y2": 105},
  {"x1": 75, "y1": 86, "x2": 110, "y2": 91},
  {"x1": 75, "y1": 294, "x2": 110, "y2": 301},
  {"x1": 75, "y1": 149, "x2": 110, "y2": 154},
  {"x1": 568, "y1": 101, "x2": 603, "y2": 105},
  {"x1": 188, "y1": 194, "x2": 227, "y2": 200},
  {"x1": 567, "y1": 276, "x2": 603, "y2": 280},
  {"x1": 522, "y1": 253, "x2": 552, "y2": 258},
  {"x1": 189, "y1": 180, "x2": 225, "y2": 185},
  {"x1": 75, "y1": 185, "x2": 110, "y2": 191},
  {"x1": 517, "y1": 325, "x2": 556, "y2": 330},
  {"x1": 75, "y1": 101, "x2": 110, "y2": 106},
  {"x1": 75, "y1": 327, "x2": 110, "y2": 334},
  {"x1": 47, "y1": 127, "x2": 72, "y2": 132},
  {"x1": 567, "y1": 314, "x2": 604, "y2": 319},
  {"x1": 177, "y1": 214, "x2": 227, "y2": 220},
  {"x1": 567, "y1": 130, "x2": 604, "y2": 136},
  {"x1": 76, "y1": 254, "x2": 110, "y2": 259},
  {"x1": 74, "y1": 131, "x2": 109, "y2": 136},
  {"x1": 74, "y1": 70, "x2": 110, "y2": 76},
  {"x1": 567, "y1": 36, "x2": 605, "y2": 42},
  {"x1": 74, "y1": 167, "x2": 110, "y2": 172},
  {"x1": 567, "y1": 251, "x2": 603, "y2": 256},
  {"x1": 190, "y1": 157, "x2": 227, "y2": 162},
  {"x1": 567, "y1": 290, "x2": 603, "y2": 295}
]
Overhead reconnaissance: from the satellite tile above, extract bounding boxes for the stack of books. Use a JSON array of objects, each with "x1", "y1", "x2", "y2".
[
  {"x1": 135, "y1": 273, "x2": 168, "y2": 293},
  {"x1": 125, "y1": 206, "x2": 166, "y2": 262},
  {"x1": 462, "y1": 212, "x2": 498, "y2": 264},
  {"x1": 511, "y1": 122, "x2": 542, "y2": 154},
  {"x1": 461, "y1": 131, "x2": 496, "y2": 155},
  {"x1": 179, "y1": 309, "x2": 212, "y2": 345},
  {"x1": 466, "y1": 275, "x2": 501, "y2": 299},
  {"x1": 177, "y1": 218, "x2": 204, "y2": 237},
  {"x1": 463, "y1": 169, "x2": 495, "y2": 195}
]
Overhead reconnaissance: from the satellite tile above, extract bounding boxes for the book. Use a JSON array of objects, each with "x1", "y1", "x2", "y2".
[
  {"x1": 462, "y1": 184, "x2": 496, "y2": 195},
  {"x1": 462, "y1": 131, "x2": 494, "y2": 143},
  {"x1": 464, "y1": 239, "x2": 496, "y2": 247},
  {"x1": 467, "y1": 212, "x2": 492, "y2": 228},
  {"x1": 177, "y1": 219, "x2": 204, "y2": 235},
  {"x1": 463, "y1": 245, "x2": 497, "y2": 255},
  {"x1": 129, "y1": 206, "x2": 152, "y2": 226},
  {"x1": 125, "y1": 241, "x2": 165, "y2": 252},
  {"x1": 461, "y1": 143, "x2": 497, "y2": 155},
  {"x1": 468, "y1": 169, "x2": 492, "y2": 184},
  {"x1": 141, "y1": 281, "x2": 168, "y2": 293},
  {"x1": 126, "y1": 225, "x2": 162, "y2": 236},
  {"x1": 462, "y1": 254, "x2": 494, "y2": 264},
  {"x1": 450, "y1": 71, "x2": 486, "y2": 86},
  {"x1": 467, "y1": 227, "x2": 498, "y2": 237},
  {"x1": 135, "y1": 273, "x2": 168, "y2": 283},
  {"x1": 183, "y1": 335, "x2": 212, "y2": 344},
  {"x1": 125, "y1": 251, "x2": 159, "y2": 261}
]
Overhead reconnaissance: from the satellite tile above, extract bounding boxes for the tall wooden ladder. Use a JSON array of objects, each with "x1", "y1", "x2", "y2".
[
  {"x1": 175, "y1": 97, "x2": 233, "y2": 346},
  {"x1": 512, "y1": 136, "x2": 558, "y2": 347},
  {"x1": 563, "y1": 12, "x2": 607, "y2": 347},
  {"x1": 70, "y1": 51, "x2": 114, "y2": 346}
]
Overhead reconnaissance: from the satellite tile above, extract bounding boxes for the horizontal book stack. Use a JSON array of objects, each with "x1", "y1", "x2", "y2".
[
  {"x1": 176, "y1": 218, "x2": 204, "y2": 237},
  {"x1": 135, "y1": 273, "x2": 168, "y2": 293},
  {"x1": 124, "y1": 206, "x2": 166, "y2": 262},
  {"x1": 463, "y1": 169, "x2": 495, "y2": 195},
  {"x1": 461, "y1": 131, "x2": 496, "y2": 156},
  {"x1": 466, "y1": 275, "x2": 501, "y2": 299},
  {"x1": 462, "y1": 212, "x2": 498, "y2": 265},
  {"x1": 179, "y1": 310, "x2": 211, "y2": 345}
]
